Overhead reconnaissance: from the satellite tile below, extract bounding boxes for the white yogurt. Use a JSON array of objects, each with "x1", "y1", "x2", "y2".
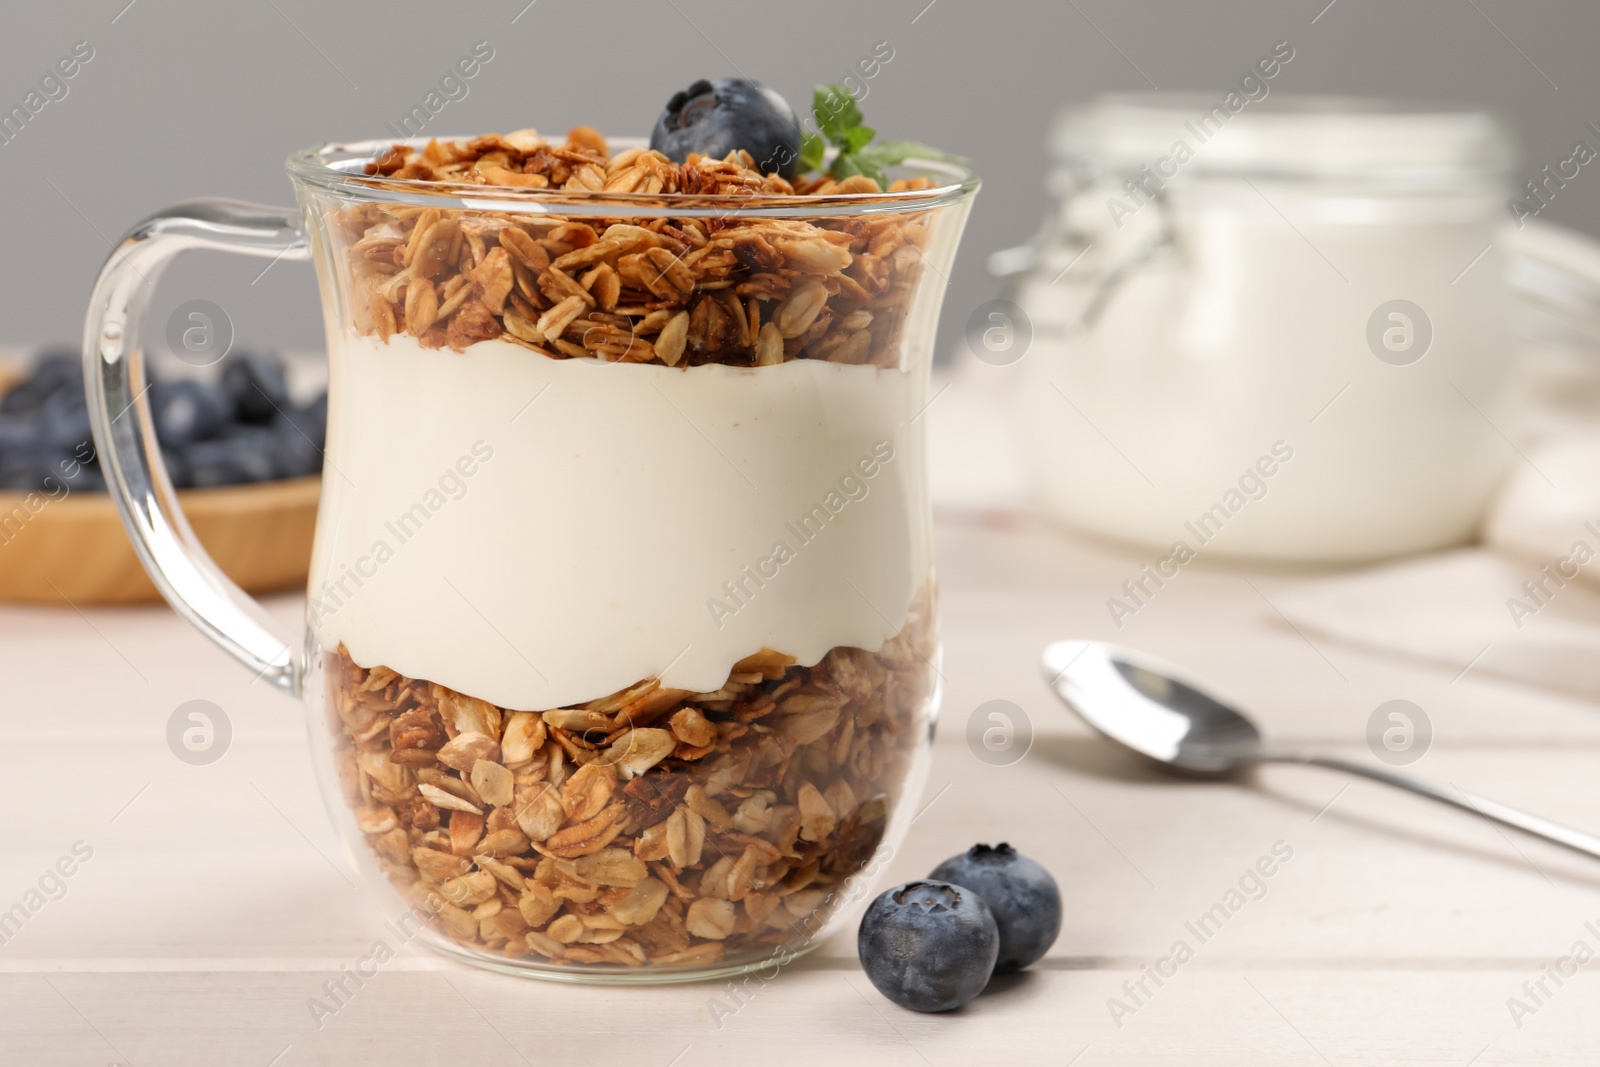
[{"x1": 308, "y1": 333, "x2": 930, "y2": 710}]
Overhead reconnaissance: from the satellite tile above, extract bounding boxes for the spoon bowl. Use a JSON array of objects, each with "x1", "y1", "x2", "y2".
[{"x1": 1042, "y1": 640, "x2": 1263, "y2": 776}]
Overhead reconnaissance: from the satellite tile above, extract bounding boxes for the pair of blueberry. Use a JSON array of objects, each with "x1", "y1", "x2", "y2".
[{"x1": 858, "y1": 844, "x2": 1061, "y2": 1013}]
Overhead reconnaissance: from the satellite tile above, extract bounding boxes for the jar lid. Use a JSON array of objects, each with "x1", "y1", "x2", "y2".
[{"x1": 1053, "y1": 93, "x2": 1515, "y2": 182}]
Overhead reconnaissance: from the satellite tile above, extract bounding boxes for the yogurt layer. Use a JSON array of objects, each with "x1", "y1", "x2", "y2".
[{"x1": 308, "y1": 333, "x2": 931, "y2": 710}]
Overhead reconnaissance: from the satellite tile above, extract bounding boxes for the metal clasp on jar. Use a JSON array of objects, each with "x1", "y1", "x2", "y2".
[{"x1": 986, "y1": 164, "x2": 1180, "y2": 336}]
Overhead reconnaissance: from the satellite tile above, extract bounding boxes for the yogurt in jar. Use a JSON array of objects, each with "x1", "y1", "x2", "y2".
[{"x1": 1012, "y1": 96, "x2": 1520, "y2": 563}]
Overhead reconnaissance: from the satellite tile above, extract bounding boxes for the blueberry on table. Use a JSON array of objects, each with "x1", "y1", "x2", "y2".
[
  {"x1": 222, "y1": 349, "x2": 290, "y2": 424},
  {"x1": 151, "y1": 378, "x2": 230, "y2": 448},
  {"x1": 650, "y1": 78, "x2": 801, "y2": 179},
  {"x1": 858, "y1": 880, "x2": 999, "y2": 1012},
  {"x1": 929, "y1": 843, "x2": 1061, "y2": 972}
]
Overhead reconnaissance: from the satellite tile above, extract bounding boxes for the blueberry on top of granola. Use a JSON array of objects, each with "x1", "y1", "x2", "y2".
[{"x1": 650, "y1": 78, "x2": 802, "y2": 179}]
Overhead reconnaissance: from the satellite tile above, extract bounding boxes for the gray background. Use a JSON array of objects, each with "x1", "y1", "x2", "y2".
[{"x1": 4, "y1": 0, "x2": 1600, "y2": 357}]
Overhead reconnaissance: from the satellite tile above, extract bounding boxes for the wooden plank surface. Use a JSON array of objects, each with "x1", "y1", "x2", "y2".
[{"x1": 3, "y1": 515, "x2": 1598, "y2": 1065}]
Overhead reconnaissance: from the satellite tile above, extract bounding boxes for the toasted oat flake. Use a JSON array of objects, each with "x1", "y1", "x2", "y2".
[
  {"x1": 684, "y1": 898, "x2": 736, "y2": 941},
  {"x1": 608, "y1": 728, "x2": 676, "y2": 778},
  {"x1": 470, "y1": 760, "x2": 515, "y2": 808},
  {"x1": 419, "y1": 782, "x2": 482, "y2": 814},
  {"x1": 438, "y1": 731, "x2": 500, "y2": 772},
  {"x1": 499, "y1": 711, "x2": 546, "y2": 765}
]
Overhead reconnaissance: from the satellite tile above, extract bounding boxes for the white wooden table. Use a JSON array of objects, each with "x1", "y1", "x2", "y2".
[{"x1": 5, "y1": 504, "x2": 1600, "y2": 1066}]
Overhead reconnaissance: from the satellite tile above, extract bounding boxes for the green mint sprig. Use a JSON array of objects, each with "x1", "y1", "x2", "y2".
[{"x1": 798, "y1": 84, "x2": 963, "y2": 187}]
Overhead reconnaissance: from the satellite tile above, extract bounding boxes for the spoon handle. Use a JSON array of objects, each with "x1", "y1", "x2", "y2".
[{"x1": 1273, "y1": 754, "x2": 1600, "y2": 862}]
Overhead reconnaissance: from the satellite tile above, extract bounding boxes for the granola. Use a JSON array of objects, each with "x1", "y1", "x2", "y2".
[
  {"x1": 330, "y1": 127, "x2": 939, "y2": 367},
  {"x1": 325, "y1": 585, "x2": 935, "y2": 970}
]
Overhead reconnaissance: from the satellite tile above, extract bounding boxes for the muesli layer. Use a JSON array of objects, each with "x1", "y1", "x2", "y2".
[
  {"x1": 332, "y1": 128, "x2": 934, "y2": 367},
  {"x1": 325, "y1": 584, "x2": 935, "y2": 969}
]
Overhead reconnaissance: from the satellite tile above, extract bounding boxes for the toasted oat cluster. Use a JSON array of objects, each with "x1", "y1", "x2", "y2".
[
  {"x1": 333, "y1": 127, "x2": 937, "y2": 366},
  {"x1": 325, "y1": 589, "x2": 935, "y2": 969}
]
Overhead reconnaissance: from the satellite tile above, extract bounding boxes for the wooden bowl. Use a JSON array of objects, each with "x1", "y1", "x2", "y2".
[{"x1": 0, "y1": 475, "x2": 320, "y2": 605}]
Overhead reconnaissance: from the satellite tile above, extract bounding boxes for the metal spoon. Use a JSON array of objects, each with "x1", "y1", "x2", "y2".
[{"x1": 1042, "y1": 640, "x2": 1600, "y2": 862}]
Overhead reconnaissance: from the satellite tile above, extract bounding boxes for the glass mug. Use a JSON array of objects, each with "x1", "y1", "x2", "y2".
[{"x1": 84, "y1": 138, "x2": 978, "y2": 981}]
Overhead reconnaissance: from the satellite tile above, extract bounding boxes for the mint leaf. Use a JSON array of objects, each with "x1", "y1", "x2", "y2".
[
  {"x1": 856, "y1": 139, "x2": 965, "y2": 167},
  {"x1": 798, "y1": 130, "x2": 826, "y2": 173},
  {"x1": 839, "y1": 124, "x2": 876, "y2": 154},
  {"x1": 811, "y1": 84, "x2": 863, "y2": 145},
  {"x1": 831, "y1": 152, "x2": 887, "y2": 186},
  {"x1": 857, "y1": 159, "x2": 890, "y2": 186},
  {"x1": 829, "y1": 153, "x2": 862, "y2": 180},
  {"x1": 797, "y1": 84, "x2": 957, "y2": 186}
]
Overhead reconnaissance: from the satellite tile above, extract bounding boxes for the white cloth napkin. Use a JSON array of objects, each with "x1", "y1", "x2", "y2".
[{"x1": 1274, "y1": 347, "x2": 1600, "y2": 697}]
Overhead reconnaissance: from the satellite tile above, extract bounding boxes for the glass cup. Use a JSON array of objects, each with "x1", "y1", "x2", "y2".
[{"x1": 84, "y1": 137, "x2": 978, "y2": 982}]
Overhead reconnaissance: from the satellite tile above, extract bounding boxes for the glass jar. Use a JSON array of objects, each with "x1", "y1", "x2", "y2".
[
  {"x1": 84, "y1": 136, "x2": 978, "y2": 981},
  {"x1": 1003, "y1": 94, "x2": 1534, "y2": 563}
]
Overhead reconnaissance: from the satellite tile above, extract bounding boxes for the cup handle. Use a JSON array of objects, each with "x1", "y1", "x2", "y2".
[{"x1": 84, "y1": 199, "x2": 311, "y2": 697}]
